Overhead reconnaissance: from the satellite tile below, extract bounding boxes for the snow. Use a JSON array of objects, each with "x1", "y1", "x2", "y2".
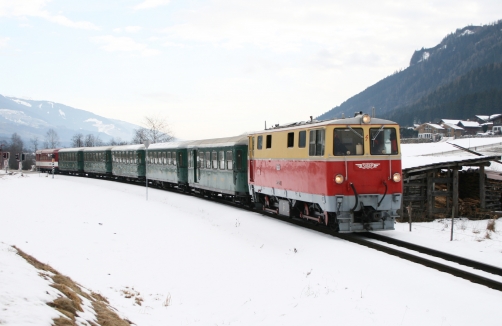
[
  {"x1": 459, "y1": 29, "x2": 474, "y2": 36},
  {"x1": 59, "y1": 109, "x2": 66, "y2": 118},
  {"x1": 10, "y1": 98, "x2": 32, "y2": 107},
  {"x1": 1, "y1": 139, "x2": 502, "y2": 325},
  {"x1": 84, "y1": 118, "x2": 115, "y2": 134}
]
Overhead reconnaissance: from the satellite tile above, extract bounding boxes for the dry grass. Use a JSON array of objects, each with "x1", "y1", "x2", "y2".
[
  {"x1": 12, "y1": 246, "x2": 134, "y2": 326},
  {"x1": 487, "y1": 218, "x2": 496, "y2": 232},
  {"x1": 92, "y1": 301, "x2": 132, "y2": 326}
]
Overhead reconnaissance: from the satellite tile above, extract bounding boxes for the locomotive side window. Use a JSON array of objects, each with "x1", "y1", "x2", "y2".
[
  {"x1": 266, "y1": 135, "x2": 272, "y2": 149},
  {"x1": 334, "y1": 128, "x2": 364, "y2": 156},
  {"x1": 370, "y1": 127, "x2": 398, "y2": 155},
  {"x1": 226, "y1": 151, "x2": 233, "y2": 170},
  {"x1": 287, "y1": 132, "x2": 294, "y2": 148},
  {"x1": 298, "y1": 131, "x2": 306, "y2": 148},
  {"x1": 257, "y1": 136, "x2": 263, "y2": 150},
  {"x1": 309, "y1": 129, "x2": 325, "y2": 156}
]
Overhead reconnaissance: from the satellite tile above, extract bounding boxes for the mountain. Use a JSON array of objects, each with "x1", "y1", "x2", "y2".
[
  {"x1": 317, "y1": 20, "x2": 502, "y2": 125},
  {"x1": 0, "y1": 94, "x2": 141, "y2": 146}
]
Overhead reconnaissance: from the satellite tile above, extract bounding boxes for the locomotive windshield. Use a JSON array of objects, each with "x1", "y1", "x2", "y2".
[
  {"x1": 370, "y1": 127, "x2": 398, "y2": 155},
  {"x1": 334, "y1": 128, "x2": 364, "y2": 156}
]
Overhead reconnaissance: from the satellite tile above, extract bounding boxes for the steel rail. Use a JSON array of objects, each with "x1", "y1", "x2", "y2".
[{"x1": 360, "y1": 232, "x2": 502, "y2": 276}]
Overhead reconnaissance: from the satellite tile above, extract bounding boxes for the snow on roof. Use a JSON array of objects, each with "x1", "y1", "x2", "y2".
[
  {"x1": 111, "y1": 144, "x2": 145, "y2": 151},
  {"x1": 83, "y1": 146, "x2": 114, "y2": 152},
  {"x1": 489, "y1": 114, "x2": 502, "y2": 121},
  {"x1": 187, "y1": 135, "x2": 248, "y2": 148},
  {"x1": 458, "y1": 120, "x2": 480, "y2": 127},
  {"x1": 148, "y1": 141, "x2": 194, "y2": 150},
  {"x1": 440, "y1": 119, "x2": 461, "y2": 125},
  {"x1": 425, "y1": 123, "x2": 444, "y2": 130},
  {"x1": 443, "y1": 123, "x2": 464, "y2": 130},
  {"x1": 475, "y1": 115, "x2": 489, "y2": 121},
  {"x1": 59, "y1": 147, "x2": 85, "y2": 153}
]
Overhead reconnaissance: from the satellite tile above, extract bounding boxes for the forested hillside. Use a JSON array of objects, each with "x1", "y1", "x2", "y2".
[
  {"x1": 384, "y1": 63, "x2": 502, "y2": 123},
  {"x1": 317, "y1": 20, "x2": 502, "y2": 125}
]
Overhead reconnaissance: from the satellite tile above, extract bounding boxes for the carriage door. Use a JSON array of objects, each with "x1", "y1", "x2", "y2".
[{"x1": 193, "y1": 150, "x2": 198, "y2": 183}]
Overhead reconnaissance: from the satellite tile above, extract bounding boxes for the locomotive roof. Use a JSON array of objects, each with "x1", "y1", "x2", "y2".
[
  {"x1": 187, "y1": 134, "x2": 248, "y2": 148},
  {"x1": 249, "y1": 115, "x2": 398, "y2": 135}
]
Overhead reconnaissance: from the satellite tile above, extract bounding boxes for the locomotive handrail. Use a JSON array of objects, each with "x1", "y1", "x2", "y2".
[
  {"x1": 350, "y1": 182, "x2": 359, "y2": 212},
  {"x1": 378, "y1": 181, "x2": 387, "y2": 207}
]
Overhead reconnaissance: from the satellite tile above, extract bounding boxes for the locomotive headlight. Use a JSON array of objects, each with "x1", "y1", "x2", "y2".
[
  {"x1": 392, "y1": 173, "x2": 401, "y2": 182},
  {"x1": 362, "y1": 114, "x2": 371, "y2": 124},
  {"x1": 335, "y1": 174, "x2": 344, "y2": 184}
]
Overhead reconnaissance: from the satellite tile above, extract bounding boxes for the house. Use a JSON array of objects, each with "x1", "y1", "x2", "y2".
[
  {"x1": 415, "y1": 123, "x2": 445, "y2": 140},
  {"x1": 488, "y1": 114, "x2": 502, "y2": 126},
  {"x1": 440, "y1": 119, "x2": 461, "y2": 125},
  {"x1": 457, "y1": 120, "x2": 481, "y2": 135},
  {"x1": 442, "y1": 123, "x2": 464, "y2": 138}
]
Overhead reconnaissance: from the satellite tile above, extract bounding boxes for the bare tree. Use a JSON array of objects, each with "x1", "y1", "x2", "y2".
[
  {"x1": 8, "y1": 133, "x2": 24, "y2": 169},
  {"x1": 132, "y1": 115, "x2": 174, "y2": 144},
  {"x1": 71, "y1": 133, "x2": 84, "y2": 147},
  {"x1": 132, "y1": 128, "x2": 149, "y2": 145},
  {"x1": 84, "y1": 134, "x2": 95, "y2": 147},
  {"x1": 30, "y1": 136, "x2": 39, "y2": 152},
  {"x1": 43, "y1": 128, "x2": 60, "y2": 149}
]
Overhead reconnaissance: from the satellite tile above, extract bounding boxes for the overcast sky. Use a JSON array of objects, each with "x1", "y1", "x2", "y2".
[{"x1": 1, "y1": 1, "x2": 501, "y2": 140}]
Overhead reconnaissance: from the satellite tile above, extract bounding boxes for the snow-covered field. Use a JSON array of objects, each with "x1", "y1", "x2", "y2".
[{"x1": 1, "y1": 137, "x2": 502, "y2": 325}]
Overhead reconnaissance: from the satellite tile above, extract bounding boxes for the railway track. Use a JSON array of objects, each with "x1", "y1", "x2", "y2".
[{"x1": 53, "y1": 172, "x2": 502, "y2": 292}]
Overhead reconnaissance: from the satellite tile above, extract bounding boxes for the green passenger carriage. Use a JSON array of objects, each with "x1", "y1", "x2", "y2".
[
  {"x1": 187, "y1": 135, "x2": 249, "y2": 199},
  {"x1": 83, "y1": 146, "x2": 114, "y2": 175},
  {"x1": 58, "y1": 147, "x2": 84, "y2": 174},
  {"x1": 111, "y1": 145, "x2": 146, "y2": 179},
  {"x1": 146, "y1": 141, "x2": 191, "y2": 191}
]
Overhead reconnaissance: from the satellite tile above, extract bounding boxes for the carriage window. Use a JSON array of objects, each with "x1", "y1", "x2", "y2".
[
  {"x1": 211, "y1": 151, "x2": 217, "y2": 169},
  {"x1": 198, "y1": 152, "x2": 203, "y2": 168},
  {"x1": 334, "y1": 128, "x2": 364, "y2": 156},
  {"x1": 189, "y1": 151, "x2": 193, "y2": 168},
  {"x1": 257, "y1": 136, "x2": 263, "y2": 150},
  {"x1": 226, "y1": 151, "x2": 233, "y2": 170},
  {"x1": 299, "y1": 130, "x2": 306, "y2": 148},
  {"x1": 205, "y1": 152, "x2": 211, "y2": 169},
  {"x1": 165, "y1": 152, "x2": 170, "y2": 165},
  {"x1": 266, "y1": 135, "x2": 272, "y2": 149},
  {"x1": 172, "y1": 152, "x2": 177, "y2": 166},
  {"x1": 309, "y1": 129, "x2": 325, "y2": 156},
  {"x1": 236, "y1": 150, "x2": 243, "y2": 170},
  {"x1": 162, "y1": 152, "x2": 166, "y2": 164},
  {"x1": 219, "y1": 151, "x2": 225, "y2": 169},
  {"x1": 287, "y1": 132, "x2": 294, "y2": 148},
  {"x1": 370, "y1": 127, "x2": 398, "y2": 155}
]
